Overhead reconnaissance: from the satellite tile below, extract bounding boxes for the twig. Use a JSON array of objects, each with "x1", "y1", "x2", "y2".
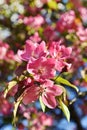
[{"x1": 69, "y1": 91, "x2": 87, "y2": 105}]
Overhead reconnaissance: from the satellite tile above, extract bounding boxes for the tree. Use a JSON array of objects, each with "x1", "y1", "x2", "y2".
[{"x1": 0, "y1": 0, "x2": 87, "y2": 129}]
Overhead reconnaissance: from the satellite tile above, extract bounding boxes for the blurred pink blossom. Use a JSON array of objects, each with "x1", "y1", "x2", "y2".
[
  {"x1": 56, "y1": 10, "x2": 76, "y2": 32},
  {"x1": 30, "y1": 32, "x2": 41, "y2": 42},
  {"x1": 23, "y1": 15, "x2": 44, "y2": 29},
  {"x1": 79, "y1": 7, "x2": 87, "y2": 23},
  {"x1": 0, "y1": 93, "x2": 12, "y2": 115},
  {"x1": 70, "y1": 0, "x2": 82, "y2": 9},
  {"x1": 76, "y1": 26, "x2": 87, "y2": 41},
  {"x1": 0, "y1": 41, "x2": 9, "y2": 60}
]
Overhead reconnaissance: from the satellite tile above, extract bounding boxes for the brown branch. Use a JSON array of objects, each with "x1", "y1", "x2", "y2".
[
  {"x1": 69, "y1": 91, "x2": 87, "y2": 105},
  {"x1": 69, "y1": 91, "x2": 87, "y2": 130}
]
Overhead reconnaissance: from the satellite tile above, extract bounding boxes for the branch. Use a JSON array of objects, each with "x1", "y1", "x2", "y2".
[
  {"x1": 69, "y1": 91, "x2": 87, "y2": 130},
  {"x1": 69, "y1": 91, "x2": 87, "y2": 105}
]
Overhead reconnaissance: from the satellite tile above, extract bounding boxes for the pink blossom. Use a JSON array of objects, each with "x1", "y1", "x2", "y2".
[
  {"x1": 23, "y1": 79, "x2": 63, "y2": 109},
  {"x1": 40, "y1": 0, "x2": 50, "y2": 3},
  {"x1": 0, "y1": 41, "x2": 9, "y2": 60},
  {"x1": 70, "y1": 0, "x2": 82, "y2": 9},
  {"x1": 18, "y1": 40, "x2": 47, "y2": 62},
  {"x1": 20, "y1": 106, "x2": 53, "y2": 130},
  {"x1": 0, "y1": 94, "x2": 12, "y2": 115},
  {"x1": 5, "y1": 50, "x2": 15, "y2": 61},
  {"x1": 49, "y1": 41, "x2": 72, "y2": 59},
  {"x1": 0, "y1": 46, "x2": 7, "y2": 60},
  {"x1": 38, "y1": 112, "x2": 53, "y2": 126},
  {"x1": 0, "y1": 41, "x2": 18, "y2": 62},
  {"x1": 23, "y1": 84, "x2": 40, "y2": 105},
  {"x1": 27, "y1": 57, "x2": 56, "y2": 81},
  {"x1": 49, "y1": 41, "x2": 72, "y2": 71},
  {"x1": 23, "y1": 15, "x2": 44, "y2": 29},
  {"x1": 56, "y1": 10, "x2": 76, "y2": 32},
  {"x1": 43, "y1": 26, "x2": 57, "y2": 41},
  {"x1": 40, "y1": 80, "x2": 63, "y2": 108},
  {"x1": 40, "y1": 0, "x2": 50, "y2": 4},
  {"x1": 20, "y1": 106, "x2": 37, "y2": 120},
  {"x1": 13, "y1": 54, "x2": 22, "y2": 63},
  {"x1": 31, "y1": 112, "x2": 53, "y2": 130},
  {"x1": 76, "y1": 26, "x2": 87, "y2": 41},
  {"x1": 69, "y1": 46, "x2": 84, "y2": 71},
  {"x1": 30, "y1": 32, "x2": 41, "y2": 43},
  {"x1": 79, "y1": 7, "x2": 87, "y2": 23}
]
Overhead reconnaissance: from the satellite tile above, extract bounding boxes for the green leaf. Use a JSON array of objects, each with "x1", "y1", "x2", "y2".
[
  {"x1": 59, "y1": 85, "x2": 67, "y2": 102},
  {"x1": 13, "y1": 101, "x2": 20, "y2": 125},
  {"x1": 59, "y1": 99, "x2": 70, "y2": 122},
  {"x1": 55, "y1": 77, "x2": 79, "y2": 92},
  {"x1": 81, "y1": 70, "x2": 87, "y2": 82},
  {"x1": 12, "y1": 95, "x2": 23, "y2": 125},
  {"x1": 4, "y1": 81, "x2": 17, "y2": 98},
  {"x1": 83, "y1": 57, "x2": 87, "y2": 62},
  {"x1": 39, "y1": 96, "x2": 46, "y2": 112},
  {"x1": 47, "y1": 0, "x2": 57, "y2": 10}
]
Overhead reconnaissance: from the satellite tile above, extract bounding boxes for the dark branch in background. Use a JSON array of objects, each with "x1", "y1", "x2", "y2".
[
  {"x1": 69, "y1": 91, "x2": 87, "y2": 105},
  {"x1": 69, "y1": 91, "x2": 87, "y2": 130},
  {"x1": 70, "y1": 105, "x2": 83, "y2": 130}
]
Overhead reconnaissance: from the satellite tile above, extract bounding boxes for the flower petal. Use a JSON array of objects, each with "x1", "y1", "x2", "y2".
[{"x1": 42, "y1": 93, "x2": 57, "y2": 109}]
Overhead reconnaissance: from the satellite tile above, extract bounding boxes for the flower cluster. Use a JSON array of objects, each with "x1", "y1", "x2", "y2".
[
  {"x1": 0, "y1": 93, "x2": 12, "y2": 115},
  {"x1": 16, "y1": 34, "x2": 72, "y2": 109},
  {"x1": 1, "y1": 0, "x2": 87, "y2": 128},
  {"x1": 56, "y1": 10, "x2": 77, "y2": 33},
  {"x1": 23, "y1": 15, "x2": 44, "y2": 30},
  {"x1": 0, "y1": 40, "x2": 20, "y2": 62},
  {"x1": 20, "y1": 106, "x2": 53, "y2": 130}
]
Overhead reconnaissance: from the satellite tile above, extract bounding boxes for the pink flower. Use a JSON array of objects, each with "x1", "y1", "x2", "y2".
[
  {"x1": 30, "y1": 32, "x2": 41, "y2": 43},
  {"x1": 12, "y1": 78, "x2": 39, "y2": 105},
  {"x1": 18, "y1": 40, "x2": 47, "y2": 62},
  {"x1": 49, "y1": 41, "x2": 72, "y2": 59},
  {"x1": 20, "y1": 105, "x2": 53, "y2": 130},
  {"x1": 38, "y1": 112, "x2": 53, "y2": 126},
  {"x1": 43, "y1": 26, "x2": 57, "y2": 41},
  {"x1": 23, "y1": 79, "x2": 63, "y2": 109},
  {"x1": 27, "y1": 57, "x2": 56, "y2": 81},
  {"x1": 49, "y1": 41, "x2": 72, "y2": 71},
  {"x1": 23, "y1": 15, "x2": 44, "y2": 29},
  {"x1": 39, "y1": 80, "x2": 63, "y2": 108},
  {"x1": 0, "y1": 41, "x2": 9, "y2": 60},
  {"x1": 0, "y1": 41, "x2": 17, "y2": 61},
  {"x1": 32, "y1": 112, "x2": 53, "y2": 130},
  {"x1": 56, "y1": 10, "x2": 76, "y2": 32},
  {"x1": 23, "y1": 84, "x2": 40, "y2": 105},
  {"x1": 70, "y1": 0, "x2": 82, "y2": 9},
  {"x1": 40, "y1": 0, "x2": 50, "y2": 4},
  {"x1": 0, "y1": 94, "x2": 12, "y2": 115},
  {"x1": 0, "y1": 46, "x2": 7, "y2": 60},
  {"x1": 79, "y1": 7, "x2": 87, "y2": 23},
  {"x1": 69, "y1": 46, "x2": 84, "y2": 71},
  {"x1": 5, "y1": 50, "x2": 15, "y2": 61},
  {"x1": 76, "y1": 26, "x2": 87, "y2": 41}
]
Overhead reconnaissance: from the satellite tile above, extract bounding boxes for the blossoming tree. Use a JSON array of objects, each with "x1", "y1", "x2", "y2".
[{"x1": 0, "y1": 0, "x2": 87, "y2": 129}]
